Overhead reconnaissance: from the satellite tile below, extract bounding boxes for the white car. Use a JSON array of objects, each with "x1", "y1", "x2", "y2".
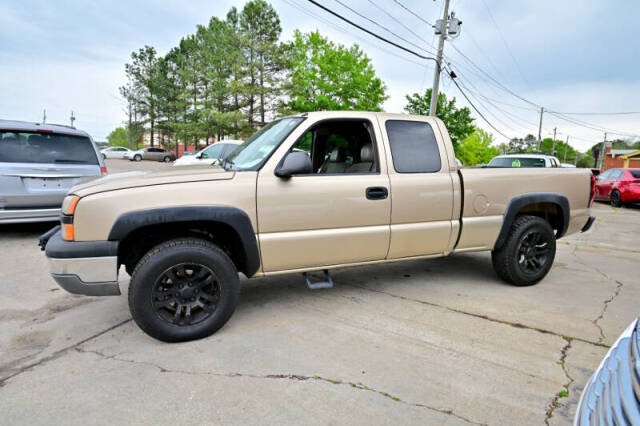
[
  {"x1": 173, "y1": 140, "x2": 242, "y2": 167},
  {"x1": 488, "y1": 153, "x2": 562, "y2": 168},
  {"x1": 101, "y1": 146, "x2": 132, "y2": 159}
]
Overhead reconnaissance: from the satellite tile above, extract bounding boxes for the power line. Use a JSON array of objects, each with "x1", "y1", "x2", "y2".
[
  {"x1": 366, "y1": 0, "x2": 433, "y2": 48},
  {"x1": 547, "y1": 110, "x2": 640, "y2": 116},
  {"x1": 479, "y1": 0, "x2": 532, "y2": 90},
  {"x1": 392, "y1": 0, "x2": 434, "y2": 27},
  {"x1": 306, "y1": 0, "x2": 436, "y2": 63},
  {"x1": 279, "y1": 0, "x2": 430, "y2": 69},
  {"x1": 332, "y1": 0, "x2": 435, "y2": 57},
  {"x1": 445, "y1": 69, "x2": 512, "y2": 140}
]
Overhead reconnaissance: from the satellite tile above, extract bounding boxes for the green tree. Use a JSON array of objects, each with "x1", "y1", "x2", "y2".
[
  {"x1": 287, "y1": 30, "x2": 387, "y2": 113},
  {"x1": 456, "y1": 128, "x2": 499, "y2": 166},
  {"x1": 107, "y1": 127, "x2": 129, "y2": 148},
  {"x1": 404, "y1": 89, "x2": 474, "y2": 150},
  {"x1": 122, "y1": 46, "x2": 161, "y2": 146},
  {"x1": 240, "y1": 0, "x2": 284, "y2": 127}
]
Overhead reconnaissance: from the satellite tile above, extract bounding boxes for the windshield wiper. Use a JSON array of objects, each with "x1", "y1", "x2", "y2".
[{"x1": 54, "y1": 159, "x2": 89, "y2": 163}]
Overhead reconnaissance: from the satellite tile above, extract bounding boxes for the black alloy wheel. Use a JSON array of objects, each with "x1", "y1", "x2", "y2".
[
  {"x1": 515, "y1": 230, "x2": 551, "y2": 275},
  {"x1": 152, "y1": 263, "x2": 220, "y2": 326}
]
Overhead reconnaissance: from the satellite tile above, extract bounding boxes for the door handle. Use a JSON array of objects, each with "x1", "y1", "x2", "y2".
[{"x1": 366, "y1": 187, "x2": 388, "y2": 200}]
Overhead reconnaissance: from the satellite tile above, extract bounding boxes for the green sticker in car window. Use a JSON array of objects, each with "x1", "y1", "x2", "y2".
[{"x1": 511, "y1": 159, "x2": 521, "y2": 167}]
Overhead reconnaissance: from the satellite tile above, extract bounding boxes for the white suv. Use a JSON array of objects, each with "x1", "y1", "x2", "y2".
[{"x1": 488, "y1": 153, "x2": 562, "y2": 168}]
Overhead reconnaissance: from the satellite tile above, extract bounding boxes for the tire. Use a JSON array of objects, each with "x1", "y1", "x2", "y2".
[
  {"x1": 163, "y1": 156, "x2": 171, "y2": 163},
  {"x1": 128, "y1": 238, "x2": 240, "y2": 342},
  {"x1": 102, "y1": 153, "x2": 107, "y2": 160},
  {"x1": 610, "y1": 190, "x2": 622, "y2": 208},
  {"x1": 134, "y1": 154, "x2": 142, "y2": 161},
  {"x1": 491, "y1": 215, "x2": 556, "y2": 286}
]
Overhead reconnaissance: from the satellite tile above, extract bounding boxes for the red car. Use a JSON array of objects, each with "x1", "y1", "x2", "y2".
[{"x1": 594, "y1": 168, "x2": 640, "y2": 207}]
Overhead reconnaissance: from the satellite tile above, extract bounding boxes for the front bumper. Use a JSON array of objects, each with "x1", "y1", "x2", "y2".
[
  {"x1": 43, "y1": 230, "x2": 120, "y2": 296},
  {"x1": 0, "y1": 207, "x2": 61, "y2": 224}
]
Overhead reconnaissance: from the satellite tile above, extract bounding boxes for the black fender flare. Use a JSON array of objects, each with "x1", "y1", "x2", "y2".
[
  {"x1": 494, "y1": 193, "x2": 570, "y2": 250},
  {"x1": 108, "y1": 206, "x2": 260, "y2": 277}
]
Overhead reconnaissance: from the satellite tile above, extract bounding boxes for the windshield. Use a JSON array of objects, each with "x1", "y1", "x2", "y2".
[
  {"x1": 488, "y1": 157, "x2": 546, "y2": 168},
  {"x1": 0, "y1": 131, "x2": 98, "y2": 164},
  {"x1": 223, "y1": 117, "x2": 304, "y2": 171}
]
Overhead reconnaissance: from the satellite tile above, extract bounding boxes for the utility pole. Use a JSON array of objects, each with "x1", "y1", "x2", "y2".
[
  {"x1": 429, "y1": 0, "x2": 451, "y2": 116},
  {"x1": 599, "y1": 132, "x2": 607, "y2": 170},
  {"x1": 70, "y1": 111, "x2": 76, "y2": 128},
  {"x1": 552, "y1": 127, "x2": 557, "y2": 155},
  {"x1": 42, "y1": 109, "x2": 47, "y2": 124},
  {"x1": 537, "y1": 107, "x2": 544, "y2": 151},
  {"x1": 127, "y1": 104, "x2": 133, "y2": 150},
  {"x1": 563, "y1": 135, "x2": 569, "y2": 163}
]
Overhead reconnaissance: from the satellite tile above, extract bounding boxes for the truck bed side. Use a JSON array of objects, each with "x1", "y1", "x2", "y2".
[{"x1": 455, "y1": 167, "x2": 592, "y2": 252}]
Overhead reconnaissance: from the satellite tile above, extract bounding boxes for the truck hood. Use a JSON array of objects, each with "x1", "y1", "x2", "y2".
[{"x1": 71, "y1": 166, "x2": 234, "y2": 197}]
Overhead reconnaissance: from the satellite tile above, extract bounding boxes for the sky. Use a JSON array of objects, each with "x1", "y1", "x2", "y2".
[{"x1": 1, "y1": 0, "x2": 639, "y2": 151}]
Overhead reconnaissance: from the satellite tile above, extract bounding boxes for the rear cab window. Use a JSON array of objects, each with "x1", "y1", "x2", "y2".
[
  {"x1": 385, "y1": 120, "x2": 441, "y2": 173},
  {"x1": 0, "y1": 131, "x2": 98, "y2": 165},
  {"x1": 488, "y1": 157, "x2": 546, "y2": 168}
]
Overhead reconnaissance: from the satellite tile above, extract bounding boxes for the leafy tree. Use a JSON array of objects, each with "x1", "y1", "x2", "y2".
[
  {"x1": 287, "y1": 30, "x2": 387, "y2": 113},
  {"x1": 404, "y1": 89, "x2": 474, "y2": 150},
  {"x1": 107, "y1": 127, "x2": 129, "y2": 148},
  {"x1": 456, "y1": 128, "x2": 499, "y2": 166}
]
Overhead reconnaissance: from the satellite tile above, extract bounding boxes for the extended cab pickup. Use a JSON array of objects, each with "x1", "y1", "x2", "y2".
[{"x1": 41, "y1": 112, "x2": 595, "y2": 342}]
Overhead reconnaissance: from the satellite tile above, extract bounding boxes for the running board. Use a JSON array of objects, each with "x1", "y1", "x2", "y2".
[{"x1": 303, "y1": 270, "x2": 334, "y2": 290}]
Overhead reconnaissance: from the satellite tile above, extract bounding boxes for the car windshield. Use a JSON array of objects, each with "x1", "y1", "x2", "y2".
[
  {"x1": 0, "y1": 131, "x2": 98, "y2": 164},
  {"x1": 488, "y1": 157, "x2": 546, "y2": 168},
  {"x1": 223, "y1": 118, "x2": 304, "y2": 171}
]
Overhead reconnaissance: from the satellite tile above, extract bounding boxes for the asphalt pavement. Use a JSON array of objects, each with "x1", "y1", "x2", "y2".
[{"x1": 0, "y1": 160, "x2": 638, "y2": 425}]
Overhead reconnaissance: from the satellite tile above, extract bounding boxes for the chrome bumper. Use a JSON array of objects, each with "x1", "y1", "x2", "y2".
[
  {"x1": 43, "y1": 229, "x2": 120, "y2": 296},
  {"x1": 48, "y1": 256, "x2": 120, "y2": 296},
  {"x1": 574, "y1": 318, "x2": 640, "y2": 425},
  {"x1": 0, "y1": 207, "x2": 60, "y2": 224}
]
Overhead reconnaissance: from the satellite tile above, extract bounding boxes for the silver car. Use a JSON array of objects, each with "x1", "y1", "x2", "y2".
[{"x1": 0, "y1": 120, "x2": 105, "y2": 224}]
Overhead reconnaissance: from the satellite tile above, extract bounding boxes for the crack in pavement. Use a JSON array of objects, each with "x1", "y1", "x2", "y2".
[
  {"x1": 344, "y1": 283, "x2": 610, "y2": 349},
  {"x1": 544, "y1": 337, "x2": 574, "y2": 425},
  {"x1": 0, "y1": 319, "x2": 132, "y2": 387},
  {"x1": 570, "y1": 245, "x2": 625, "y2": 344},
  {"x1": 75, "y1": 347, "x2": 486, "y2": 426}
]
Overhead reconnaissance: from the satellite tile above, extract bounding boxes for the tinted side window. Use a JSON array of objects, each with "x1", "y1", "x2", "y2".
[{"x1": 385, "y1": 120, "x2": 441, "y2": 173}]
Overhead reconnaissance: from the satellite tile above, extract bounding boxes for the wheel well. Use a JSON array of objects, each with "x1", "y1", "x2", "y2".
[
  {"x1": 518, "y1": 202, "x2": 564, "y2": 234},
  {"x1": 118, "y1": 221, "x2": 249, "y2": 275}
]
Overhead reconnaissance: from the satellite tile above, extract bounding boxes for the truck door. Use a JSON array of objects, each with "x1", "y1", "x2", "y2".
[
  {"x1": 257, "y1": 117, "x2": 391, "y2": 272},
  {"x1": 379, "y1": 116, "x2": 456, "y2": 258}
]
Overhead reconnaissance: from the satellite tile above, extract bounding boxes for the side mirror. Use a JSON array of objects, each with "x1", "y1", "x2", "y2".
[
  {"x1": 275, "y1": 151, "x2": 312, "y2": 178},
  {"x1": 195, "y1": 153, "x2": 203, "y2": 159}
]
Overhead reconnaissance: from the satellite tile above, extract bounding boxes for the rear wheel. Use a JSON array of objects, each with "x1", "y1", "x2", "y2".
[
  {"x1": 610, "y1": 190, "x2": 622, "y2": 207},
  {"x1": 128, "y1": 238, "x2": 240, "y2": 342},
  {"x1": 163, "y1": 156, "x2": 171, "y2": 163},
  {"x1": 134, "y1": 154, "x2": 142, "y2": 161},
  {"x1": 491, "y1": 215, "x2": 556, "y2": 286}
]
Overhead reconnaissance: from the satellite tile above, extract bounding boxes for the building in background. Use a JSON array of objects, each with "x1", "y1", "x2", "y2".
[{"x1": 604, "y1": 145, "x2": 640, "y2": 169}]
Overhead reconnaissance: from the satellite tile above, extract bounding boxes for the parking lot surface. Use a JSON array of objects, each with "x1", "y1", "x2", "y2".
[{"x1": 1, "y1": 160, "x2": 638, "y2": 425}]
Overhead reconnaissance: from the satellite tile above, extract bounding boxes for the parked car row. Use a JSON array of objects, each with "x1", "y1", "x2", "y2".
[{"x1": 101, "y1": 141, "x2": 242, "y2": 165}]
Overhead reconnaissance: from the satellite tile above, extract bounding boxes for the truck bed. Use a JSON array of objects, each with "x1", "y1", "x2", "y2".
[{"x1": 454, "y1": 167, "x2": 592, "y2": 252}]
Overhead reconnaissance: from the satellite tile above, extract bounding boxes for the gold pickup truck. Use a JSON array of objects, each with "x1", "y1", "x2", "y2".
[{"x1": 41, "y1": 112, "x2": 595, "y2": 342}]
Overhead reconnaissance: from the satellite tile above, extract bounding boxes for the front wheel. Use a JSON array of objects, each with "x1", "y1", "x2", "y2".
[
  {"x1": 610, "y1": 190, "x2": 622, "y2": 208},
  {"x1": 491, "y1": 215, "x2": 556, "y2": 286},
  {"x1": 128, "y1": 238, "x2": 240, "y2": 342},
  {"x1": 163, "y1": 156, "x2": 171, "y2": 163}
]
